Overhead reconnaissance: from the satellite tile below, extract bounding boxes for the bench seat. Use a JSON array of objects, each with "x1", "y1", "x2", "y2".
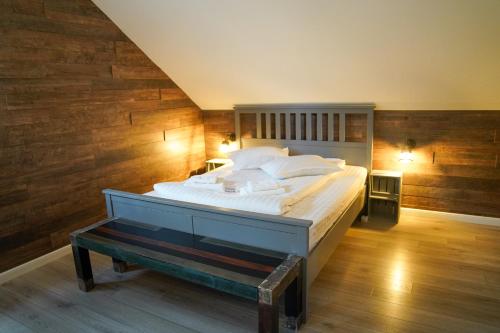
[{"x1": 70, "y1": 217, "x2": 304, "y2": 333}]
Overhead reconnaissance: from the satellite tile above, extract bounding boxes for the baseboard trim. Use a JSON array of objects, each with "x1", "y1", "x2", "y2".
[
  {"x1": 0, "y1": 245, "x2": 72, "y2": 285},
  {"x1": 402, "y1": 207, "x2": 500, "y2": 227}
]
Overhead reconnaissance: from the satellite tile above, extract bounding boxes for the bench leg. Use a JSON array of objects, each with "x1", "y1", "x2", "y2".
[
  {"x1": 112, "y1": 257, "x2": 127, "y2": 273},
  {"x1": 258, "y1": 298, "x2": 279, "y2": 333},
  {"x1": 284, "y1": 275, "x2": 304, "y2": 329},
  {"x1": 71, "y1": 245, "x2": 94, "y2": 292},
  {"x1": 258, "y1": 255, "x2": 304, "y2": 332}
]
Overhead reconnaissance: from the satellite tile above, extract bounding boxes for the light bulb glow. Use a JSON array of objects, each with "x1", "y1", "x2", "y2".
[
  {"x1": 219, "y1": 142, "x2": 238, "y2": 153},
  {"x1": 399, "y1": 151, "x2": 413, "y2": 164}
]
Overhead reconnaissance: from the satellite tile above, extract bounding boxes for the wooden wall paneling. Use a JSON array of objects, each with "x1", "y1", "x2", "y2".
[
  {"x1": 0, "y1": 0, "x2": 205, "y2": 272},
  {"x1": 374, "y1": 111, "x2": 500, "y2": 218},
  {"x1": 202, "y1": 110, "x2": 235, "y2": 159},
  {"x1": 345, "y1": 113, "x2": 367, "y2": 143},
  {"x1": 115, "y1": 41, "x2": 152, "y2": 66},
  {"x1": 111, "y1": 65, "x2": 166, "y2": 80},
  {"x1": 12, "y1": 0, "x2": 45, "y2": 17},
  {"x1": 160, "y1": 87, "x2": 188, "y2": 101}
]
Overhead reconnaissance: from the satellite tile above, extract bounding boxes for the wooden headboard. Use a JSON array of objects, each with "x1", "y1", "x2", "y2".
[{"x1": 234, "y1": 103, "x2": 374, "y2": 171}]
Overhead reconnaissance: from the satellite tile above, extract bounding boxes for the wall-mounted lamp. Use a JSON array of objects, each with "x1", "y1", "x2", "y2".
[
  {"x1": 219, "y1": 133, "x2": 238, "y2": 154},
  {"x1": 399, "y1": 138, "x2": 416, "y2": 164}
]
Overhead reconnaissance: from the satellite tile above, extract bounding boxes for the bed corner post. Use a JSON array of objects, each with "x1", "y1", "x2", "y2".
[
  {"x1": 295, "y1": 225, "x2": 310, "y2": 324},
  {"x1": 103, "y1": 189, "x2": 114, "y2": 218}
]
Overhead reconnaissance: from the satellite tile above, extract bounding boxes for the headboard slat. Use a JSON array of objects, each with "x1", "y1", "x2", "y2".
[
  {"x1": 327, "y1": 112, "x2": 334, "y2": 141},
  {"x1": 295, "y1": 112, "x2": 301, "y2": 141},
  {"x1": 306, "y1": 113, "x2": 312, "y2": 141}
]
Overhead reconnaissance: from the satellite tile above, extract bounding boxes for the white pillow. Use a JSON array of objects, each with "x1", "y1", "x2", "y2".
[
  {"x1": 229, "y1": 146, "x2": 289, "y2": 170},
  {"x1": 326, "y1": 158, "x2": 346, "y2": 169},
  {"x1": 261, "y1": 155, "x2": 343, "y2": 179}
]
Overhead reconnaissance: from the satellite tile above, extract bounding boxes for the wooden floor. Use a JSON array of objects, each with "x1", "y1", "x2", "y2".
[{"x1": 1, "y1": 211, "x2": 500, "y2": 333}]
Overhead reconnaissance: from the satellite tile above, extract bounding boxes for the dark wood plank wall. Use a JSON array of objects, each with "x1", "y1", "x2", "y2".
[
  {"x1": 203, "y1": 110, "x2": 500, "y2": 218},
  {"x1": 374, "y1": 111, "x2": 500, "y2": 218},
  {"x1": 203, "y1": 110, "x2": 235, "y2": 160},
  {"x1": 0, "y1": 0, "x2": 206, "y2": 272}
]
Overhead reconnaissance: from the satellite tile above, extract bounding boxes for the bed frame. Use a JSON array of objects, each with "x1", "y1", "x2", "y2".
[{"x1": 102, "y1": 103, "x2": 374, "y2": 320}]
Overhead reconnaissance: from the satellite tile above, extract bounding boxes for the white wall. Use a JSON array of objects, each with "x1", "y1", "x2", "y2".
[{"x1": 93, "y1": 0, "x2": 500, "y2": 110}]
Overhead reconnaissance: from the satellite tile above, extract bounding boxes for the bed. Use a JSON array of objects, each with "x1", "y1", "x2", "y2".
[
  {"x1": 145, "y1": 163, "x2": 368, "y2": 251},
  {"x1": 102, "y1": 103, "x2": 374, "y2": 319}
]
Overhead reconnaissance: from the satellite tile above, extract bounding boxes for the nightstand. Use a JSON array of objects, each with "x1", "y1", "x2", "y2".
[
  {"x1": 368, "y1": 170, "x2": 403, "y2": 223},
  {"x1": 205, "y1": 158, "x2": 231, "y2": 172}
]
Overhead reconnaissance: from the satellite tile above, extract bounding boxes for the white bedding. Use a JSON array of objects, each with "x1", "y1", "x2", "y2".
[
  {"x1": 146, "y1": 165, "x2": 367, "y2": 251},
  {"x1": 152, "y1": 166, "x2": 337, "y2": 215},
  {"x1": 284, "y1": 165, "x2": 367, "y2": 249}
]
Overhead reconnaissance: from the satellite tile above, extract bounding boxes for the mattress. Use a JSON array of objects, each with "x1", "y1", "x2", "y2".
[
  {"x1": 145, "y1": 165, "x2": 367, "y2": 252},
  {"x1": 284, "y1": 165, "x2": 367, "y2": 250}
]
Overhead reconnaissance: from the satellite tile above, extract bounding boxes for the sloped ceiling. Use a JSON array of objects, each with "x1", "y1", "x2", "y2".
[{"x1": 93, "y1": 0, "x2": 500, "y2": 110}]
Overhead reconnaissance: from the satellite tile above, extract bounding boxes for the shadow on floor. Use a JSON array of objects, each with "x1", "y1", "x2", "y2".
[{"x1": 351, "y1": 214, "x2": 398, "y2": 231}]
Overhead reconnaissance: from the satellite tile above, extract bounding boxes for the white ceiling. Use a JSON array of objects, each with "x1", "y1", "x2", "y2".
[{"x1": 93, "y1": 0, "x2": 500, "y2": 110}]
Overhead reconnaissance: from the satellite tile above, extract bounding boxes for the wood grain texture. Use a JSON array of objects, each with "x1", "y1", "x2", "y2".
[
  {"x1": 374, "y1": 111, "x2": 500, "y2": 218},
  {"x1": 0, "y1": 0, "x2": 205, "y2": 272},
  {"x1": 202, "y1": 110, "x2": 235, "y2": 159},
  {"x1": 1, "y1": 211, "x2": 499, "y2": 332},
  {"x1": 203, "y1": 110, "x2": 500, "y2": 217}
]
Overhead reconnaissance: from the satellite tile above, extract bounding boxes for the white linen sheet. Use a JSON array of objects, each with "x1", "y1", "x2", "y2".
[
  {"x1": 152, "y1": 166, "x2": 338, "y2": 215},
  {"x1": 145, "y1": 165, "x2": 367, "y2": 251},
  {"x1": 284, "y1": 165, "x2": 367, "y2": 250}
]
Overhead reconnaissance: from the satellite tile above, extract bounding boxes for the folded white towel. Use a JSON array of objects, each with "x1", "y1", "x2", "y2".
[
  {"x1": 240, "y1": 187, "x2": 286, "y2": 196},
  {"x1": 184, "y1": 182, "x2": 223, "y2": 191},
  {"x1": 223, "y1": 180, "x2": 240, "y2": 193},
  {"x1": 245, "y1": 180, "x2": 280, "y2": 193},
  {"x1": 187, "y1": 174, "x2": 220, "y2": 184}
]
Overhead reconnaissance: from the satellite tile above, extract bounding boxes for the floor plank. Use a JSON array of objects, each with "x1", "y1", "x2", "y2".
[
  {"x1": 1, "y1": 210, "x2": 499, "y2": 332},
  {"x1": 0, "y1": 312, "x2": 34, "y2": 333}
]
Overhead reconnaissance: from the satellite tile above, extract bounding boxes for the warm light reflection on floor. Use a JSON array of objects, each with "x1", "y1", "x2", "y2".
[
  {"x1": 391, "y1": 261, "x2": 405, "y2": 291},
  {"x1": 390, "y1": 253, "x2": 406, "y2": 292},
  {"x1": 382, "y1": 253, "x2": 408, "y2": 319}
]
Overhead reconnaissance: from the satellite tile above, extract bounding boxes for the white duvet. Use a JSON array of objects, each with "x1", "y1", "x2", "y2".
[{"x1": 153, "y1": 166, "x2": 338, "y2": 215}]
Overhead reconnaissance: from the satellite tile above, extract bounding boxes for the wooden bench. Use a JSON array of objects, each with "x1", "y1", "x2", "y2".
[{"x1": 70, "y1": 217, "x2": 304, "y2": 333}]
